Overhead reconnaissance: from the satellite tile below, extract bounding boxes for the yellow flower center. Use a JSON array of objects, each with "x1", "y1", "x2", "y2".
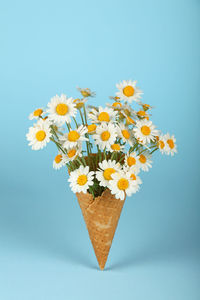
[
  {"x1": 111, "y1": 144, "x2": 120, "y2": 151},
  {"x1": 55, "y1": 154, "x2": 62, "y2": 164},
  {"x1": 159, "y1": 140, "x2": 165, "y2": 149},
  {"x1": 167, "y1": 139, "x2": 174, "y2": 149},
  {"x1": 81, "y1": 90, "x2": 90, "y2": 97},
  {"x1": 67, "y1": 149, "x2": 76, "y2": 158},
  {"x1": 35, "y1": 130, "x2": 46, "y2": 141},
  {"x1": 68, "y1": 130, "x2": 80, "y2": 142},
  {"x1": 123, "y1": 85, "x2": 135, "y2": 97},
  {"x1": 139, "y1": 154, "x2": 147, "y2": 164},
  {"x1": 77, "y1": 175, "x2": 88, "y2": 186},
  {"x1": 87, "y1": 124, "x2": 97, "y2": 133},
  {"x1": 98, "y1": 112, "x2": 110, "y2": 122},
  {"x1": 126, "y1": 116, "x2": 135, "y2": 125},
  {"x1": 143, "y1": 104, "x2": 150, "y2": 109},
  {"x1": 103, "y1": 168, "x2": 116, "y2": 180},
  {"x1": 137, "y1": 110, "x2": 146, "y2": 117},
  {"x1": 56, "y1": 103, "x2": 68, "y2": 116},
  {"x1": 127, "y1": 156, "x2": 136, "y2": 167},
  {"x1": 130, "y1": 173, "x2": 136, "y2": 180},
  {"x1": 122, "y1": 129, "x2": 130, "y2": 139},
  {"x1": 117, "y1": 178, "x2": 129, "y2": 190},
  {"x1": 33, "y1": 108, "x2": 43, "y2": 117},
  {"x1": 141, "y1": 125, "x2": 151, "y2": 136},
  {"x1": 124, "y1": 109, "x2": 131, "y2": 116},
  {"x1": 112, "y1": 102, "x2": 122, "y2": 107},
  {"x1": 101, "y1": 131, "x2": 110, "y2": 141}
]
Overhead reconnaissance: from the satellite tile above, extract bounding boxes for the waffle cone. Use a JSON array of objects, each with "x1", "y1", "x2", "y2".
[{"x1": 76, "y1": 189, "x2": 125, "y2": 270}]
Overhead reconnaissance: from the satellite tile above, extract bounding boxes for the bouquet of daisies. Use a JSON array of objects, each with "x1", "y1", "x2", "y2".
[{"x1": 26, "y1": 80, "x2": 177, "y2": 270}]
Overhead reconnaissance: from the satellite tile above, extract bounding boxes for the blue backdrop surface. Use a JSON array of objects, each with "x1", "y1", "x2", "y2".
[{"x1": 0, "y1": 0, "x2": 199, "y2": 299}]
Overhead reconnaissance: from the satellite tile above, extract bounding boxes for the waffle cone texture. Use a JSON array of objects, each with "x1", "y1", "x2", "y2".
[{"x1": 76, "y1": 189, "x2": 125, "y2": 270}]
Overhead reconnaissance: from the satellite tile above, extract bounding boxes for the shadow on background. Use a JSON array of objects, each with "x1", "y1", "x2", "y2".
[{"x1": 107, "y1": 238, "x2": 200, "y2": 271}]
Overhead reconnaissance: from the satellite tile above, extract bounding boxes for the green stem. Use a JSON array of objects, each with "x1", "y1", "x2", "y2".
[
  {"x1": 103, "y1": 148, "x2": 106, "y2": 160},
  {"x1": 83, "y1": 104, "x2": 88, "y2": 125},
  {"x1": 150, "y1": 147, "x2": 158, "y2": 155},
  {"x1": 50, "y1": 137, "x2": 66, "y2": 154},
  {"x1": 79, "y1": 108, "x2": 85, "y2": 125},
  {"x1": 66, "y1": 122, "x2": 71, "y2": 131},
  {"x1": 73, "y1": 117, "x2": 78, "y2": 128},
  {"x1": 89, "y1": 186, "x2": 95, "y2": 199},
  {"x1": 50, "y1": 125, "x2": 59, "y2": 139}
]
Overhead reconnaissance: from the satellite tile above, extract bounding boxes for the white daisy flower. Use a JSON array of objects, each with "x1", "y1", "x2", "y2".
[
  {"x1": 60, "y1": 125, "x2": 88, "y2": 149},
  {"x1": 93, "y1": 123, "x2": 117, "y2": 150},
  {"x1": 134, "y1": 119, "x2": 159, "y2": 145},
  {"x1": 117, "y1": 123, "x2": 133, "y2": 146},
  {"x1": 68, "y1": 165, "x2": 94, "y2": 194},
  {"x1": 116, "y1": 80, "x2": 143, "y2": 103},
  {"x1": 53, "y1": 152, "x2": 67, "y2": 170},
  {"x1": 29, "y1": 108, "x2": 44, "y2": 120},
  {"x1": 106, "y1": 101, "x2": 123, "y2": 110},
  {"x1": 123, "y1": 165, "x2": 142, "y2": 192},
  {"x1": 88, "y1": 106, "x2": 117, "y2": 124},
  {"x1": 109, "y1": 170, "x2": 138, "y2": 201},
  {"x1": 73, "y1": 98, "x2": 87, "y2": 109},
  {"x1": 137, "y1": 151, "x2": 152, "y2": 172},
  {"x1": 47, "y1": 94, "x2": 77, "y2": 125},
  {"x1": 65, "y1": 145, "x2": 82, "y2": 162},
  {"x1": 109, "y1": 143, "x2": 124, "y2": 153},
  {"x1": 96, "y1": 159, "x2": 122, "y2": 187},
  {"x1": 124, "y1": 151, "x2": 140, "y2": 171},
  {"x1": 164, "y1": 133, "x2": 177, "y2": 156},
  {"x1": 87, "y1": 124, "x2": 97, "y2": 134},
  {"x1": 26, "y1": 119, "x2": 52, "y2": 150},
  {"x1": 157, "y1": 134, "x2": 168, "y2": 155},
  {"x1": 125, "y1": 115, "x2": 136, "y2": 126},
  {"x1": 77, "y1": 87, "x2": 96, "y2": 97}
]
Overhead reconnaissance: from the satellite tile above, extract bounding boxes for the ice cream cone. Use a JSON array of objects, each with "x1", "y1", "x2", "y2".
[{"x1": 76, "y1": 189, "x2": 125, "y2": 270}]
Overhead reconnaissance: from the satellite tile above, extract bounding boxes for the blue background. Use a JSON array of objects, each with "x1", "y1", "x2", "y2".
[{"x1": 0, "y1": 0, "x2": 199, "y2": 299}]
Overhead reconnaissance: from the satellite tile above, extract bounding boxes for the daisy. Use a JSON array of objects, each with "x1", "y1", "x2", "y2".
[
  {"x1": 123, "y1": 166, "x2": 142, "y2": 191},
  {"x1": 53, "y1": 152, "x2": 67, "y2": 170},
  {"x1": 29, "y1": 108, "x2": 44, "y2": 120},
  {"x1": 110, "y1": 143, "x2": 124, "y2": 153},
  {"x1": 134, "y1": 119, "x2": 159, "y2": 145},
  {"x1": 137, "y1": 151, "x2": 152, "y2": 172},
  {"x1": 88, "y1": 106, "x2": 117, "y2": 124},
  {"x1": 109, "y1": 170, "x2": 138, "y2": 200},
  {"x1": 26, "y1": 119, "x2": 52, "y2": 150},
  {"x1": 157, "y1": 134, "x2": 168, "y2": 155},
  {"x1": 106, "y1": 101, "x2": 123, "y2": 110},
  {"x1": 164, "y1": 133, "x2": 177, "y2": 156},
  {"x1": 87, "y1": 124, "x2": 97, "y2": 134},
  {"x1": 116, "y1": 80, "x2": 143, "y2": 103},
  {"x1": 68, "y1": 165, "x2": 94, "y2": 194},
  {"x1": 77, "y1": 87, "x2": 96, "y2": 98},
  {"x1": 137, "y1": 110, "x2": 148, "y2": 119},
  {"x1": 126, "y1": 116, "x2": 136, "y2": 126},
  {"x1": 117, "y1": 123, "x2": 133, "y2": 146},
  {"x1": 73, "y1": 98, "x2": 87, "y2": 109},
  {"x1": 138, "y1": 102, "x2": 154, "y2": 111},
  {"x1": 60, "y1": 125, "x2": 88, "y2": 149},
  {"x1": 124, "y1": 151, "x2": 140, "y2": 171},
  {"x1": 47, "y1": 94, "x2": 77, "y2": 125},
  {"x1": 93, "y1": 123, "x2": 117, "y2": 150},
  {"x1": 96, "y1": 159, "x2": 122, "y2": 187},
  {"x1": 65, "y1": 145, "x2": 82, "y2": 162}
]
